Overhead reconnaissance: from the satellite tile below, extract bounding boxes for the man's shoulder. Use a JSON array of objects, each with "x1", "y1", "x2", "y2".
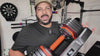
[
  {"x1": 28, "y1": 22, "x2": 38, "y2": 26},
  {"x1": 22, "y1": 22, "x2": 38, "y2": 30}
]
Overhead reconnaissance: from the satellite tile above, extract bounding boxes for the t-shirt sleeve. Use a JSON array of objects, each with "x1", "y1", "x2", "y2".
[{"x1": 11, "y1": 26, "x2": 30, "y2": 53}]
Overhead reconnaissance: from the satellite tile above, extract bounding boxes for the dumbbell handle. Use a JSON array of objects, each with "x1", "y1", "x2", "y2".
[
  {"x1": 37, "y1": 26, "x2": 76, "y2": 56},
  {"x1": 50, "y1": 35, "x2": 65, "y2": 51},
  {"x1": 39, "y1": 35, "x2": 65, "y2": 56},
  {"x1": 50, "y1": 26, "x2": 75, "y2": 51}
]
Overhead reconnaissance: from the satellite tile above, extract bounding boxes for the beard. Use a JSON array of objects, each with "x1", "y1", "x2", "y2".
[{"x1": 36, "y1": 14, "x2": 52, "y2": 25}]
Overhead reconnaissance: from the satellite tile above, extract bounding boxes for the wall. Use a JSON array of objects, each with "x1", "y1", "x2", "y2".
[
  {"x1": 0, "y1": 0, "x2": 35, "y2": 56},
  {"x1": 67, "y1": 0, "x2": 100, "y2": 54},
  {"x1": 0, "y1": 0, "x2": 36, "y2": 36},
  {"x1": 0, "y1": 0, "x2": 36, "y2": 21},
  {"x1": 80, "y1": 0, "x2": 100, "y2": 54}
]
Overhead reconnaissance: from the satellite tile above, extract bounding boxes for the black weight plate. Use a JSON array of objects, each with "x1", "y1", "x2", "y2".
[{"x1": 0, "y1": 3, "x2": 18, "y2": 21}]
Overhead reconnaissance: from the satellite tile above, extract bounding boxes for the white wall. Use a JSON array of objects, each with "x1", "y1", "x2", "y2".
[
  {"x1": 67, "y1": 0, "x2": 100, "y2": 54},
  {"x1": 80, "y1": 0, "x2": 100, "y2": 54},
  {"x1": 67, "y1": 3, "x2": 81, "y2": 19},
  {"x1": 0, "y1": 0, "x2": 36, "y2": 21},
  {"x1": 0, "y1": 0, "x2": 36, "y2": 35},
  {"x1": 0, "y1": 0, "x2": 36, "y2": 56}
]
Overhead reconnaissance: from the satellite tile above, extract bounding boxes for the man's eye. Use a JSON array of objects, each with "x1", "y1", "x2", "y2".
[
  {"x1": 37, "y1": 8, "x2": 42, "y2": 11},
  {"x1": 46, "y1": 7, "x2": 50, "y2": 9}
]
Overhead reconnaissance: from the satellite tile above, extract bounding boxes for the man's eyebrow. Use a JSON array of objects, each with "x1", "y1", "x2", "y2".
[
  {"x1": 37, "y1": 7, "x2": 41, "y2": 9},
  {"x1": 36, "y1": 6, "x2": 51, "y2": 10}
]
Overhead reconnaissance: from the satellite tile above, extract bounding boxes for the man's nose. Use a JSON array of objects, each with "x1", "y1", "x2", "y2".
[{"x1": 42, "y1": 9, "x2": 47, "y2": 14}]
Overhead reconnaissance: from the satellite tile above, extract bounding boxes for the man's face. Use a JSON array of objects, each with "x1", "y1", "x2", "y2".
[{"x1": 36, "y1": 2, "x2": 52, "y2": 25}]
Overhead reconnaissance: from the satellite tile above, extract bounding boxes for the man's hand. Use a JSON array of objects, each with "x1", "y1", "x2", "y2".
[{"x1": 9, "y1": 49, "x2": 25, "y2": 56}]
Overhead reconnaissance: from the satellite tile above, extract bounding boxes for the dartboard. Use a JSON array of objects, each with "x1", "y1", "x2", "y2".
[{"x1": 0, "y1": 3, "x2": 18, "y2": 21}]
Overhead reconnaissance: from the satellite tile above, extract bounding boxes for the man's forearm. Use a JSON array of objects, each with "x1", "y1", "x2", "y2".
[{"x1": 9, "y1": 49, "x2": 25, "y2": 56}]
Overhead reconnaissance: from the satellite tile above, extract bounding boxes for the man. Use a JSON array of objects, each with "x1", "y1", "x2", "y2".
[{"x1": 9, "y1": 0, "x2": 61, "y2": 56}]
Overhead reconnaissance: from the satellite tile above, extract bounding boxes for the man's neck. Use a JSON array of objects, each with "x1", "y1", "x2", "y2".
[{"x1": 39, "y1": 22, "x2": 52, "y2": 28}]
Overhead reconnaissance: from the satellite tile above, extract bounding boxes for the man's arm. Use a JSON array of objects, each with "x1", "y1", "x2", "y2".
[{"x1": 9, "y1": 49, "x2": 25, "y2": 56}]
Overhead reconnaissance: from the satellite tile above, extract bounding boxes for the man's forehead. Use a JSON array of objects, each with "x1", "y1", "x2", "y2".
[{"x1": 36, "y1": 2, "x2": 51, "y2": 7}]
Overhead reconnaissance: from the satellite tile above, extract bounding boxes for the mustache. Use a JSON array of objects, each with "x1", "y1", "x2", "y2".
[{"x1": 41, "y1": 14, "x2": 49, "y2": 18}]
